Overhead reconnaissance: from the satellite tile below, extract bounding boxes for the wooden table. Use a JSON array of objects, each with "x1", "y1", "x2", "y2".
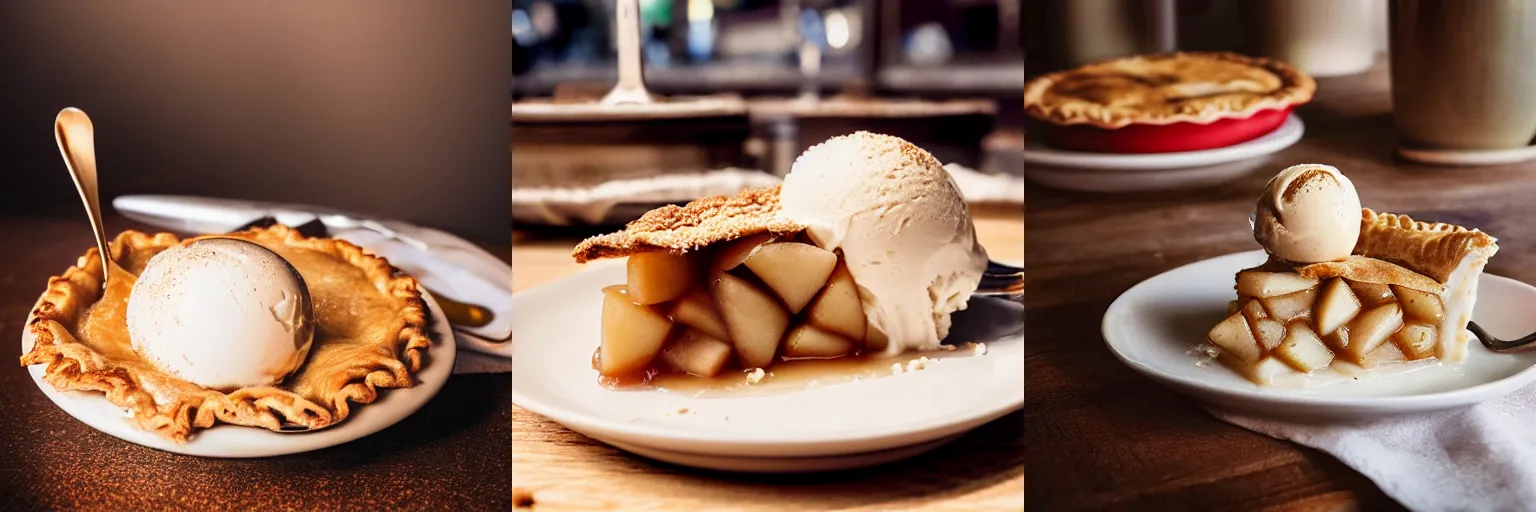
[
  {"x1": 511, "y1": 206, "x2": 1025, "y2": 511},
  {"x1": 1024, "y1": 64, "x2": 1536, "y2": 510},
  {"x1": 0, "y1": 214, "x2": 511, "y2": 509}
]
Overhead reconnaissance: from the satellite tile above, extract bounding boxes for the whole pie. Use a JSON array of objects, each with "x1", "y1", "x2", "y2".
[
  {"x1": 1024, "y1": 52, "x2": 1315, "y2": 153},
  {"x1": 573, "y1": 185, "x2": 886, "y2": 385},
  {"x1": 21, "y1": 224, "x2": 431, "y2": 441},
  {"x1": 1208, "y1": 209, "x2": 1498, "y2": 385}
]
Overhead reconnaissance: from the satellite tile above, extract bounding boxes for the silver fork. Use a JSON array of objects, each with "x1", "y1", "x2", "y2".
[
  {"x1": 977, "y1": 260, "x2": 1024, "y2": 301},
  {"x1": 1470, "y1": 322, "x2": 1536, "y2": 353}
]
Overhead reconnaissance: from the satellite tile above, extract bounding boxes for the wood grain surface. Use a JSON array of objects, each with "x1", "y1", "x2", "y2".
[
  {"x1": 0, "y1": 214, "x2": 512, "y2": 510},
  {"x1": 1022, "y1": 63, "x2": 1536, "y2": 510},
  {"x1": 511, "y1": 205, "x2": 1025, "y2": 511}
]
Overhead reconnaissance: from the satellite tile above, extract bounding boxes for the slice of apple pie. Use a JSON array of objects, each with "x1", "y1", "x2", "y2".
[
  {"x1": 1208, "y1": 164, "x2": 1498, "y2": 386},
  {"x1": 573, "y1": 186, "x2": 882, "y2": 385}
]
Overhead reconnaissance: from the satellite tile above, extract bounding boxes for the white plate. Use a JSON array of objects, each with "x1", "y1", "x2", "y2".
[
  {"x1": 1103, "y1": 250, "x2": 1536, "y2": 421},
  {"x1": 22, "y1": 288, "x2": 458, "y2": 457},
  {"x1": 1024, "y1": 114, "x2": 1305, "y2": 192},
  {"x1": 511, "y1": 262, "x2": 1024, "y2": 472}
]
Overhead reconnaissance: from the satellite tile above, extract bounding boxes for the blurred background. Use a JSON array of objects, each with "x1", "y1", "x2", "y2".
[
  {"x1": 511, "y1": 0, "x2": 1025, "y2": 228},
  {"x1": 0, "y1": 1, "x2": 510, "y2": 244},
  {"x1": 1024, "y1": 0, "x2": 1389, "y2": 77}
]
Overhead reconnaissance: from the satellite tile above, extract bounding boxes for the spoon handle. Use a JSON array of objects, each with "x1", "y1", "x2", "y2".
[
  {"x1": 600, "y1": 0, "x2": 653, "y2": 106},
  {"x1": 55, "y1": 108, "x2": 113, "y2": 282}
]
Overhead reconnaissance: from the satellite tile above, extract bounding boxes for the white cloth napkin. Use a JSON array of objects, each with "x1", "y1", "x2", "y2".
[
  {"x1": 330, "y1": 224, "x2": 511, "y2": 375},
  {"x1": 1211, "y1": 387, "x2": 1536, "y2": 511}
]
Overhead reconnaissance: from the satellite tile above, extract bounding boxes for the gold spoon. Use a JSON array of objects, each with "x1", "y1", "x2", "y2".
[{"x1": 55, "y1": 107, "x2": 122, "y2": 286}]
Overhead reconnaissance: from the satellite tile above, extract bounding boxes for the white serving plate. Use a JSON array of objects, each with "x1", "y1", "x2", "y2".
[
  {"x1": 1025, "y1": 114, "x2": 1305, "y2": 192},
  {"x1": 1103, "y1": 250, "x2": 1536, "y2": 421},
  {"x1": 511, "y1": 262, "x2": 1025, "y2": 472},
  {"x1": 23, "y1": 288, "x2": 457, "y2": 457}
]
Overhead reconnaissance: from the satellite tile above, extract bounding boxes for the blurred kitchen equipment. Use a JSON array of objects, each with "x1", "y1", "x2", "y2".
[
  {"x1": 1043, "y1": 0, "x2": 1177, "y2": 69},
  {"x1": 511, "y1": 0, "x2": 751, "y2": 221},
  {"x1": 748, "y1": 96, "x2": 996, "y2": 177},
  {"x1": 1240, "y1": 0, "x2": 1378, "y2": 77},
  {"x1": 1390, "y1": 0, "x2": 1536, "y2": 165}
]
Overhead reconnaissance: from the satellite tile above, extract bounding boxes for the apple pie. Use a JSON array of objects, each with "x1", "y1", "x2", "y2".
[
  {"x1": 572, "y1": 186, "x2": 892, "y2": 385},
  {"x1": 1208, "y1": 209, "x2": 1498, "y2": 385},
  {"x1": 21, "y1": 225, "x2": 431, "y2": 441},
  {"x1": 1024, "y1": 52, "x2": 1315, "y2": 153}
]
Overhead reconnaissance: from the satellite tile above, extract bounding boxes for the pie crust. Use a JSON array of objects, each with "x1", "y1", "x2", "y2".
[
  {"x1": 1208, "y1": 209, "x2": 1498, "y2": 385},
  {"x1": 1024, "y1": 52, "x2": 1316, "y2": 129},
  {"x1": 572, "y1": 185, "x2": 804, "y2": 263},
  {"x1": 20, "y1": 225, "x2": 431, "y2": 442}
]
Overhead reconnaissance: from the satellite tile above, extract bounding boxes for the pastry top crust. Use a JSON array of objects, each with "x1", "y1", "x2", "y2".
[
  {"x1": 20, "y1": 225, "x2": 431, "y2": 442},
  {"x1": 1354, "y1": 208, "x2": 1499, "y2": 283},
  {"x1": 1024, "y1": 52, "x2": 1316, "y2": 129},
  {"x1": 1294, "y1": 256, "x2": 1444, "y2": 294},
  {"x1": 572, "y1": 185, "x2": 804, "y2": 263}
]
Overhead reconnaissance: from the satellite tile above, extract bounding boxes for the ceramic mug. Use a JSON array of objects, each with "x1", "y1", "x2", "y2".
[
  {"x1": 1240, "y1": 0, "x2": 1379, "y2": 77},
  {"x1": 1390, "y1": 0, "x2": 1536, "y2": 151}
]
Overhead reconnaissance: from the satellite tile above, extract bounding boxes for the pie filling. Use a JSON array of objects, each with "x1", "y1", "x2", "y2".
[
  {"x1": 1209, "y1": 246, "x2": 1492, "y2": 387},
  {"x1": 596, "y1": 232, "x2": 897, "y2": 388}
]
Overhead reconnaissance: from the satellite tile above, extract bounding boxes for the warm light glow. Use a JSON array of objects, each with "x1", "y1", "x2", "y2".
[
  {"x1": 688, "y1": 0, "x2": 714, "y2": 22},
  {"x1": 826, "y1": 11, "x2": 849, "y2": 49}
]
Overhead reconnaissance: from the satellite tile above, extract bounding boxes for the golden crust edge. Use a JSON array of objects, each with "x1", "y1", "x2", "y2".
[
  {"x1": 1023, "y1": 51, "x2": 1318, "y2": 129},
  {"x1": 571, "y1": 185, "x2": 805, "y2": 263}
]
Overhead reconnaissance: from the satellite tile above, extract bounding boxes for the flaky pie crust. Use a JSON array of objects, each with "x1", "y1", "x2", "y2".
[
  {"x1": 1248, "y1": 208, "x2": 1498, "y2": 291},
  {"x1": 572, "y1": 185, "x2": 804, "y2": 263},
  {"x1": 1355, "y1": 208, "x2": 1499, "y2": 283},
  {"x1": 20, "y1": 225, "x2": 431, "y2": 442},
  {"x1": 1024, "y1": 52, "x2": 1316, "y2": 129}
]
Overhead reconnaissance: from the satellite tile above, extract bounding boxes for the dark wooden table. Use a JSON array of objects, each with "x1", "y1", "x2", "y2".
[
  {"x1": 1024, "y1": 63, "x2": 1536, "y2": 510},
  {"x1": 0, "y1": 214, "x2": 510, "y2": 510}
]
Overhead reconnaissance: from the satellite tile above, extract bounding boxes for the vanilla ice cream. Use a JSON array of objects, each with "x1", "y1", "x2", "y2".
[
  {"x1": 1253, "y1": 164, "x2": 1362, "y2": 263},
  {"x1": 780, "y1": 132, "x2": 988, "y2": 355},
  {"x1": 126, "y1": 238, "x2": 314, "y2": 390}
]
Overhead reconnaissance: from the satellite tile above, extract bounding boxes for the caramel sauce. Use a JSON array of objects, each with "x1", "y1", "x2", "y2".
[{"x1": 594, "y1": 346, "x2": 977, "y2": 397}]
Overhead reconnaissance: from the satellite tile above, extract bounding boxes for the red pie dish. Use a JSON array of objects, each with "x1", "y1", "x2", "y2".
[{"x1": 1025, "y1": 52, "x2": 1315, "y2": 154}]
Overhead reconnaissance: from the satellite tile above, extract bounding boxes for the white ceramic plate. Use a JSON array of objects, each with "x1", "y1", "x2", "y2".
[
  {"x1": 22, "y1": 288, "x2": 458, "y2": 457},
  {"x1": 1104, "y1": 250, "x2": 1536, "y2": 421},
  {"x1": 1024, "y1": 114, "x2": 1305, "y2": 192},
  {"x1": 511, "y1": 262, "x2": 1024, "y2": 472}
]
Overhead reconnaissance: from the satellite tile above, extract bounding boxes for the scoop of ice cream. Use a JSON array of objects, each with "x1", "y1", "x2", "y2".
[
  {"x1": 126, "y1": 238, "x2": 314, "y2": 390},
  {"x1": 1253, "y1": 164, "x2": 1363, "y2": 263},
  {"x1": 780, "y1": 131, "x2": 988, "y2": 355}
]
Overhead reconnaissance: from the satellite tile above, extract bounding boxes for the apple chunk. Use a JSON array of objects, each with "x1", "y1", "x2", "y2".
[
  {"x1": 660, "y1": 328, "x2": 734, "y2": 377},
  {"x1": 743, "y1": 242, "x2": 838, "y2": 313},
  {"x1": 1393, "y1": 285, "x2": 1445, "y2": 322},
  {"x1": 599, "y1": 287, "x2": 673, "y2": 376},
  {"x1": 712, "y1": 274, "x2": 789, "y2": 368},
  {"x1": 1274, "y1": 322, "x2": 1334, "y2": 373},
  {"x1": 782, "y1": 324, "x2": 857, "y2": 359},
  {"x1": 1208, "y1": 313, "x2": 1261, "y2": 363},
  {"x1": 626, "y1": 252, "x2": 693, "y2": 305},
  {"x1": 1343, "y1": 302, "x2": 1404, "y2": 363},
  {"x1": 712, "y1": 233, "x2": 776, "y2": 274},
  {"x1": 1261, "y1": 288, "x2": 1316, "y2": 322},
  {"x1": 1236, "y1": 271, "x2": 1319, "y2": 298},
  {"x1": 1253, "y1": 318, "x2": 1286, "y2": 351},
  {"x1": 1314, "y1": 278, "x2": 1361, "y2": 336},
  {"x1": 804, "y1": 263, "x2": 867, "y2": 342},
  {"x1": 1395, "y1": 323, "x2": 1437, "y2": 360},
  {"x1": 668, "y1": 288, "x2": 731, "y2": 341}
]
